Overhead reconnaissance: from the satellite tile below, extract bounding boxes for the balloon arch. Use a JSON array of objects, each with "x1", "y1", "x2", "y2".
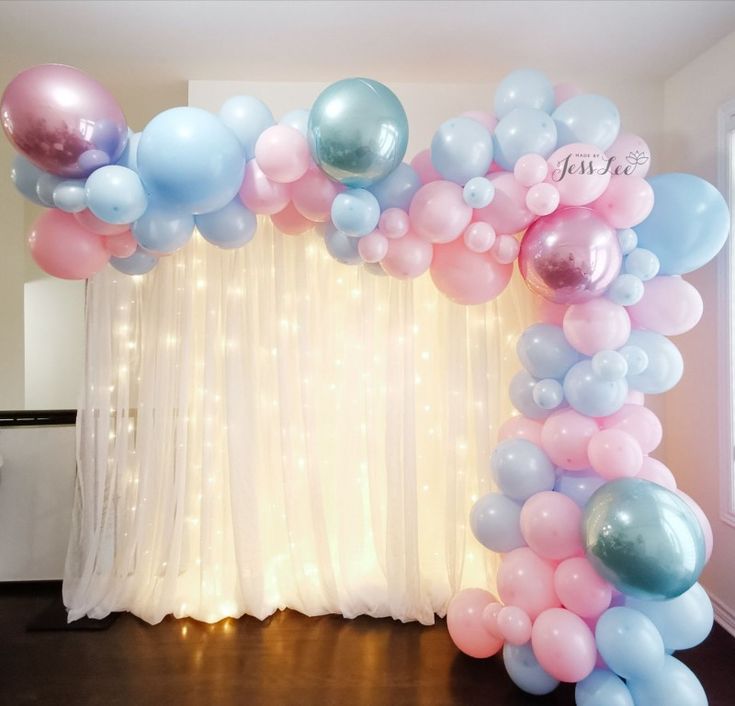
[{"x1": 2, "y1": 65, "x2": 729, "y2": 706}]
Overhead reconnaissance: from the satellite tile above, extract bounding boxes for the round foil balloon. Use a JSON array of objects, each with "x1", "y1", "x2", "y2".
[
  {"x1": 1, "y1": 64, "x2": 128, "y2": 178},
  {"x1": 519, "y1": 207, "x2": 622, "y2": 304},
  {"x1": 583, "y1": 478, "x2": 705, "y2": 600},
  {"x1": 308, "y1": 78, "x2": 408, "y2": 188}
]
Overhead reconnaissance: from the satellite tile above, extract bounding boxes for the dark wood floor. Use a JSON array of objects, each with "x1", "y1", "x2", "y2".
[{"x1": 1, "y1": 582, "x2": 733, "y2": 706}]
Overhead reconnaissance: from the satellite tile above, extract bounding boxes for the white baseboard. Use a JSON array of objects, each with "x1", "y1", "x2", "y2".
[{"x1": 709, "y1": 590, "x2": 735, "y2": 638}]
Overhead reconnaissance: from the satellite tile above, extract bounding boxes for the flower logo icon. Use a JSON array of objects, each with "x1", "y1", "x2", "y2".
[{"x1": 626, "y1": 150, "x2": 649, "y2": 167}]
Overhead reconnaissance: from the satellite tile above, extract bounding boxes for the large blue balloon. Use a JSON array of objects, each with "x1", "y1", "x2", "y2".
[
  {"x1": 431, "y1": 117, "x2": 493, "y2": 184},
  {"x1": 553, "y1": 94, "x2": 620, "y2": 150},
  {"x1": 502, "y1": 642, "x2": 559, "y2": 696},
  {"x1": 85, "y1": 165, "x2": 148, "y2": 224},
  {"x1": 509, "y1": 370, "x2": 552, "y2": 420},
  {"x1": 10, "y1": 155, "x2": 45, "y2": 205},
  {"x1": 110, "y1": 247, "x2": 158, "y2": 276},
  {"x1": 494, "y1": 69, "x2": 555, "y2": 119},
  {"x1": 575, "y1": 669, "x2": 634, "y2": 706},
  {"x1": 626, "y1": 330, "x2": 683, "y2": 394},
  {"x1": 563, "y1": 360, "x2": 628, "y2": 417},
  {"x1": 219, "y1": 95, "x2": 275, "y2": 160},
  {"x1": 368, "y1": 162, "x2": 421, "y2": 211},
  {"x1": 194, "y1": 198, "x2": 256, "y2": 249},
  {"x1": 636, "y1": 173, "x2": 730, "y2": 274},
  {"x1": 517, "y1": 323, "x2": 580, "y2": 379},
  {"x1": 470, "y1": 493, "x2": 525, "y2": 553},
  {"x1": 491, "y1": 438, "x2": 556, "y2": 502},
  {"x1": 627, "y1": 656, "x2": 707, "y2": 706},
  {"x1": 330, "y1": 188, "x2": 380, "y2": 237},
  {"x1": 132, "y1": 206, "x2": 195, "y2": 254},
  {"x1": 493, "y1": 108, "x2": 557, "y2": 170}
]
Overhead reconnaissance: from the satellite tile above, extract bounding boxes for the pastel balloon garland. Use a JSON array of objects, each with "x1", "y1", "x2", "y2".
[{"x1": 2, "y1": 65, "x2": 730, "y2": 706}]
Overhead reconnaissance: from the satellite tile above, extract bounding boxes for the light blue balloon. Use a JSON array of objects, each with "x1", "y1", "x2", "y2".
[
  {"x1": 10, "y1": 155, "x2": 45, "y2": 205},
  {"x1": 636, "y1": 173, "x2": 730, "y2": 274},
  {"x1": 564, "y1": 360, "x2": 628, "y2": 417},
  {"x1": 517, "y1": 323, "x2": 580, "y2": 379},
  {"x1": 491, "y1": 438, "x2": 556, "y2": 502},
  {"x1": 509, "y1": 370, "x2": 552, "y2": 420},
  {"x1": 575, "y1": 669, "x2": 634, "y2": 706},
  {"x1": 132, "y1": 206, "x2": 194, "y2": 254},
  {"x1": 85, "y1": 165, "x2": 148, "y2": 224},
  {"x1": 368, "y1": 162, "x2": 421, "y2": 211},
  {"x1": 591, "y1": 350, "x2": 628, "y2": 381},
  {"x1": 607, "y1": 273, "x2": 644, "y2": 306},
  {"x1": 431, "y1": 117, "x2": 493, "y2": 184},
  {"x1": 553, "y1": 94, "x2": 620, "y2": 150},
  {"x1": 116, "y1": 130, "x2": 141, "y2": 172},
  {"x1": 617, "y1": 228, "x2": 638, "y2": 255},
  {"x1": 194, "y1": 198, "x2": 256, "y2": 249},
  {"x1": 331, "y1": 188, "x2": 380, "y2": 237},
  {"x1": 502, "y1": 642, "x2": 559, "y2": 696},
  {"x1": 138, "y1": 107, "x2": 245, "y2": 215},
  {"x1": 52, "y1": 179, "x2": 87, "y2": 213},
  {"x1": 323, "y1": 223, "x2": 362, "y2": 265},
  {"x1": 532, "y1": 378, "x2": 564, "y2": 409},
  {"x1": 627, "y1": 656, "x2": 707, "y2": 706},
  {"x1": 625, "y1": 248, "x2": 660, "y2": 281},
  {"x1": 555, "y1": 470, "x2": 606, "y2": 507},
  {"x1": 493, "y1": 108, "x2": 557, "y2": 170},
  {"x1": 36, "y1": 173, "x2": 63, "y2": 207},
  {"x1": 626, "y1": 330, "x2": 683, "y2": 394},
  {"x1": 110, "y1": 247, "x2": 158, "y2": 276},
  {"x1": 470, "y1": 493, "x2": 525, "y2": 552},
  {"x1": 462, "y1": 176, "x2": 495, "y2": 208},
  {"x1": 619, "y1": 344, "x2": 649, "y2": 376},
  {"x1": 219, "y1": 95, "x2": 275, "y2": 160},
  {"x1": 279, "y1": 108, "x2": 310, "y2": 136},
  {"x1": 494, "y1": 69, "x2": 555, "y2": 119}
]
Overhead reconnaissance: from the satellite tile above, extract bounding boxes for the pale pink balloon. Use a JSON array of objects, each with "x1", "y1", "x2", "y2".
[
  {"x1": 358, "y1": 231, "x2": 389, "y2": 263},
  {"x1": 531, "y1": 608, "x2": 597, "y2": 683},
  {"x1": 431, "y1": 237, "x2": 513, "y2": 305},
  {"x1": 481, "y1": 601, "x2": 504, "y2": 638},
  {"x1": 498, "y1": 416, "x2": 544, "y2": 446},
  {"x1": 526, "y1": 183, "x2": 560, "y2": 216},
  {"x1": 587, "y1": 429, "x2": 643, "y2": 480},
  {"x1": 409, "y1": 181, "x2": 472, "y2": 243},
  {"x1": 291, "y1": 166, "x2": 341, "y2": 222},
  {"x1": 497, "y1": 606, "x2": 532, "y2": 646},
  {"x1": 627, "y1": 276, "x2": 703, "y2": 336},
  {"x1": 447, "y1": 589, "x2": 504, "y2": 658},
  {"x1": 491, "y1": 233, "x2": 521, "y2": 265},
  {"x1": 104, "y1": 229, "x2": 137, "y2": 258},
  {"x1": 598, "y1": 404, "x2": 662, "y2": 454},
  {"x1": 520, "y1": 491, "x2": 583, "y2": 561},
  {"x1": 461, "y1": 110, "x2": 498, "y2": 132},
  {"x1": 474, "y1": 172, "x2": 535, "y2": 235},
  {"x1": 554, "y1": 557, "x2": 613, "y2": 618},
  {"x1": 514, "y1": 154, "x2": 549, "y2": 187},
  {"x1": 547, "y1": 143, "x2": 611, "y2": 206},
  {"x1": 541, "y1": 409, "x2": 599, "y2": 470},
  {"x1": 74, "y1": 208, "x2": 130, "y2": 236},
  {"x1": 463, "y1": 221, "x2": 496, "y2": 253},
  {"x1": 29, "y1": 209, "x2": 109, "y2": 280},
  {"x1": 239, "y1": 159, "x2": 291, "y2": 215},
  {"x1": 535, "y1": 297, "x2": 568, "y2": 326},
  {"x1": 592, "y1": 175, "x2": 654, "y2": 229},
  {"x1": 270, "y1": 202, "x2": 314, "y2": 235},
  {"x1": 254, "y1": 125, "x2": 310, "y2": 184},
  {"x1": 605, "y1": 132, "x2": 651, "y2": 178},
  {"x1": 625, "y1": 389, "x2": 645, "y2": 405},
  {"x1": 378, "y1": 207, "x2": 410, "y2": 239},
  {"x1": 554, "y1": 83, "x2": 582, "y2": 106},
  {"x1": 562, "y1": 298, "x2": 631, "y2": 356},
  {"x1": 410, "y1": 148, "x2": 442, "y2": 184},
  {"x1": 636, "y1": 456, "x2": 677, "y2": 491},
  {"x1": 677, "y1": 490, "x2": 713, "y2": 562},
  {"x1": 381, "y1": 231, "x2": 433, "y2": 279},
  {"x1": 497, "y1": 547, "x2": 560, "y2": 620}
]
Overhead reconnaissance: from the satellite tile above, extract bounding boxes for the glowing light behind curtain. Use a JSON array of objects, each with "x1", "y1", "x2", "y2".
[{"x1": 63, "y1": 221, "x2": 533, "y2": 625}]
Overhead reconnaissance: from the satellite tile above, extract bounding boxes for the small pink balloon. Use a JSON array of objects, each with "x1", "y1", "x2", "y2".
[
  {"x1": 491, "y1": 234, "x2": 520, "y2": 265},
  {"x1": 461, "y1": 110, "x2": 498, "y2": 132},
  {"x1": 474, "y1": 172, "x2": 534, "y2": 235},
  {"x1": 677, "y1": 490, "x2": 713, "y2": 562},
  {"x1": 627, "y1": 276, "x2": 703, "y2": 336},
  {"x1": 520, "y1": 491, "x2": 583, "y2": 561},
  {"x1": 239, "y1": 159, "x2": 291, "y2": 215},
  {"x1": 497, "y1": 548, "x2": 560, "y2": 620},
  {"x1": 535, "y1": 296, "x2": 568, "y2": 326},
  {"x1": 592, "y1": 175, "x2": 654, "y2": 229},
  {"x1": 636, "y1": 456, "x2": 677, "y2": 491},
  {"x1": 270, "y1": 202, "x2": 314, "y2": 235},
  {"x1": 587, "y1": 429, "x2": 643, "y2": 479},
  {"x1": 531, "y1": 608, "x2": 597, "y2": 683},
  {"x1": 554, "y1": 83, "x2": 582, "y2": 106},
  {"x1": 481, "y1": 601, "x2": 504, "y2": 638},
  {"x1": 431, "y1": 237, "x2": 513, "y2": 305},
  {"x1": 598, "y1": 404, "x2": 662, "y2": 454},
  {"x1": 541, "y1": 408, "x2": 599, "y2": 470},
  {"x1": 358, "y1": 231, "x2": 389, "y2": 263},
  {"x1": 563, "y1": 298, "x2": 631, "y2": 356},
  {"x1": 547, "y1": 143, "x2": 611, "y2": 206},
  {"x1": 381, "y1": 231, "x2": 433, "y2": 279},
  {"x1": 447, "y1": 589, "x2": 504, "y2": 658},
  {"x1": 605, "y1": 132, "x2": 651, "y2": 178},
  {"x1": 291, "y1": 166, "x2": 341, "y2": 222},
  {"x1": 410, "y1": 148, "x2": 442, "y2": 184},
  {"x1": 498, "y1": 416, "x2": 544, "y2": 446},
  {"x1": 497, "y1": 606, "x2": 532, "y2": 646},
  {"x1": 514, "y1": 154, "x2": 549, "y2": 187},
  {"x1": 74, "y1": 208, "x2": 129, "y2": 236},
  {"x1": 104, "y1": 229, "x2": 137, "y2": 258},
  {"x1": 409, "y1": 181, "x2": 472, "y2": 243},
  {"x1": 29, "y1": 209, "x2": 110, "y2": 279},
  {"x1": 378, "y1": 207, "x2": 410, "y2": 239},
  {"x1": 463, "y1": 221, "x2": 496, "y2": 253},
  {"x1": 554, "y1": 557, "x2": 613, "y2": 618},
  {"x1": 625, "y1": 389, "x2": 645, "y2": 405},
  {"x1": 254, "y1": 125, "x2": 310, "y2": 184},
  {"x1": 526, "y1": 183, "x2": 560, "y2": 216}
]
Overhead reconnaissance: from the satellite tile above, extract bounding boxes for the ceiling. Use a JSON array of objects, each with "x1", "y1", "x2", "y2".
[{"x1": 1, "y1": 0, "x2": 735, "y2": 93}]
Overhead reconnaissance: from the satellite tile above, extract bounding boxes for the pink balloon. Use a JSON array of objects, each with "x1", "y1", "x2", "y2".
[
  {"x1": 461, "y1": 110, "x2": 498, "y2": 132},
  {"x1": 497, "y1": 606, "x2": 532, "y2": 645},
  {"x1": 554, "y1": 83, "x2": 582, "y2": 106},
  {"x1": 587, "y1": 429, "x2": 643, "y2": 480},
  {"x1": 431, "y1": 237, "x2": 513, "y2": 305},
  {"x1": 270, "y1": 202, "x2": 314, "y2": 235},
  {"x1": 239, "y1": 159, "x2": 291, "y2": 215},
  {"x1": 358, "y1": 231, "x2": 388, "y2": 263},
  {"x1": 409, "y1": 181, "x2": 472, "y2": 243},
  {"x1": 381, "y1": 231, "x2": 433, "y2": 279},
  {"x1": 29, "y1": 209, "x2": 110, "y2": 280},
  {"x1": 1, "y1": 64, "x2": 127, "y2": 177},
  {"x1": 514, "y1": 154, "x2": 549, "y2": 187},
  {"x1": 677, "y1": 490, "x2": 713, "y2": 562},
  {"x1": 541, "y1": 409, "x2": 599, "y2": 470},
  {"x1": 535, "y1": 296, "x2": 568, "y2": 326},
  {"x1": 447, "y1": 589, "x2": 504, "y2": 658},
  {"x1": 592, "y1": 175, "x2": 654, "y2": 229},
  {"x1": 519, "y1": 207, "x2": 622, "y2": 305},
  {"x1": 605, "y1": 132, "x2": 651, "y2": 178},
  {"x1": 636, "y1": 456, "x2": 677, "y2": 491},
  {"x1": 491, "y1": 234, "x2": 520, "y2": 265},
  {"x1": 498, "y1": 416, "x2": 544, "y2": 446},
  {"x1": 598, "y1": 404, "x2": 662, "y2": 454},
  {"x1": 497, "y1": 547, "x2": 560, "y2": 620},
  {"x1": 547, "y1": 143, "x2": 611, "y2": 206},
  {"x1": 378, "y1": 207, "x2": 410, "y2": 239},
  {"x1": 531, "y1": 608, "x2": 597, "y2": 683},
  {"x1": 254, "y1": 125, "x2": 310, "y2": 184},
  {"x1": 627, "y1": 276, "x2": 703, "y2": 336},
  {"x1": 104, "y1": 229, "x2": 137, "y2": 258},
  {"x1": 563, "y1": 298, "x2": 631, "y2": 356},
  {"x1": 554, "y1": 557, "x2": 613, "y2": 618},
  {"x1": 74, "y1": 209, "x2": 129, "y2": 236},
  {"x1": 520, "y1": 491, "x2": 583, "y2": 560},
  {"x1": 463, "y1": 222, "x2": 496, "y2": 253},
  {"x1": 474, "y1": 172, "x2": 535, "y2": 235},
  {"x1": 291, "y1": 166, "x2": 341, "y2": 222},
  {"x1": 526, "y1": 183, "x2": 560, "y2": 216},
  {"x1": 625, "y1": 389, "x2": 645, "y2": 405},
  {"x1": 481, "y1": 601, "x2": 504, "y2": 638},
  {"x1": 410, "y1": 149, "x2": 442, "y2": 184}
]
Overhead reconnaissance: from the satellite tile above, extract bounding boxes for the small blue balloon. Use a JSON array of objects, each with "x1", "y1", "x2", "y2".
[
  {"x1": 323, "y1": 223, "x2": 362, "y2": 265},
  {"x1": 279, "y1": 108, "x2": 310, "y2": 136},
  {"x1": 591, "y1": 350, "x2": 628, "y2": 381},
  {"x1": 36, "y1": 173, "x2": 63, "y2": 206},
  {"x1": 509, "y1": 370, "x2": 553, "y2": 420},
  {"x1": 470, "y1": 493, "x2": 525, "y2": 553},
  {"x1": 52, "y1": 179, "x2": 87, "y2": 213},
  {"x1": 431, "y1": 117, "x2": 493, "y2": 184},
  {"x1": 85, "y1": 165, "x2": 148, "y2": 224},
  {"x1": 10, "y1": 155, "x2": 45, "y2": 205},
  {"x1": 330, "y1": 189, "x2": 380, "y2": 237},
  {"x1": 553, "y1": 94, "x2": 621, "y2": 150},
  {"x1": 462, "y1": 176, "x2": 495, "y2": 208},
  {"x1": 575, "y1": 669, "x2": 634, "y2": 706},
  {"x1": 626, "y1": 330, "x2": 683, "y2": 394},
  {"x1": 194, "y1": 198, "x2": 256, "y2": 249},
  {"x1": 491, "y1": 438, "x2": 556, "y2": 502},
  {"x1": 494, "y1": 69, "x2": 555, "y2": 119},
  {"x1": 517, "y1": 323, "x2": 580, "y2": 379},
  {"x1": 502, "y1": 642, "x2": 559, "y2": 696},
  {"x1": 219, "y1": 95, "x2": 275, "y2": 160},
  {"x1": 493, "y1": 108, "x2": 557, "y2": 170},
  {"x1": 607, "y1": 273, "x2": 644, "y2": 306},
  {"x1": 110, "y1": 247, "x2": 158, "y2": 276},
  {"x1": 627, "y1": 656, "x2": 707, "y2": 706},
  {"x1": 368, "y1": 162, "x2": 421, "y2": 211},
  {"x1": 532, "y1": 378, "x2": 564, "y2": 409},
  {"x1": 133, "y1": 206, "x2": 194, "y2": 254},
  {"x1": 116, "y1": 130, "x2": 141, "y2": 171},
  {"x1": 555, "y1": 470, "x2": 606, "y2": 507},
  {"x1": 619, "y1": 344, "x2": 649, "y2": 376},
  {"x1": 625, "y1": 248, "x2": 660, "y2": 281},
  {"x1": 617, "y1": 228, "x2": 638, "y2": 255},
  {"x1": 564, "y1": 360, "x2": 628, "y2": 417}
]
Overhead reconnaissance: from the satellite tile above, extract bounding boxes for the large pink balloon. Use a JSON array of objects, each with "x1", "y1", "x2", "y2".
[
  {"x1": 430, "y1": 237, "x2": 513, "y2": 304},
  {"x1": 410, "y1": 148, "x2": 442, "y2": 184},
  {"x1": 541, "y1": 409, "x2": 599, "y2": 470},
  {"x1": 254, "y1": 125, "x2": 310, "y2": 184},
  {"x1": 605, "y1": 132, "x2": 651, "y2": 178},
  {"x1": 554, "y1": 557, "x2": 612, "y2": 618},
  {"x1": 562, "y1": 298, "x2": 631, "y2": 356},
  {"x1": 409, "y1": 181, "x2": 472, "y2": 243},
  {"x1": 1, "y1": 64, "x2": 127, "y2": 178},
  {"x1": 497, "y1": 547, "x2": 560, "y2": 620},
  {"x1": 291, "y1": 166, "x2": 341, "y2": 222},
  {"x1": 239, "y1": 159, "x2": 291, "y2": 215},
  {"x1": 498, "y1": 416, "x2": 544, "y2": 446},
  {"x1": 519, "y1": 207, "x2": 622, "y2": 304},
  {"x1": 636, "y1": 456, "x2": 677, "y2": 491},
  {"x1": 587, "y1": 429, "x2": 643, "y2": 479},
  {"x1": 598, "y1": 404, "x2": 662, "y2": 454},
  {"x1": 74, "y1": 208, "x2": 130, "y2": 236},
  {"x1": 473, "y1": 172, "x2": 535, "y2": 235},
  {"x1": 677, "y1": 490, "x2": 713, "y2": 562},
  {"x1": 592, "y1": 175, "x2": 654, "y2": 229},
  {"x1": 627, "y1": 276, "x2": 703, "y2": 336},
  {"x1": 520, "y1": 491, "x2": 583, "y2": 560},
  {"x1": 381, "y1": 231, "x2": 433, "y2": 279},
  {"x1": 447, "y1": 589, "x2": 504, "y2": 658},
  {"x1": 547, "y1": 143, "x2": 611, "y2": 206},
  {"x1": 531, "y1": 608, "x2": 597, "y2": 683},
  {"x1": 29, "y1": 209, "x2": 110, "y2": 279}
]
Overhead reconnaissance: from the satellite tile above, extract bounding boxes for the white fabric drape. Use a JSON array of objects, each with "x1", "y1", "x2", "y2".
[{"x1": 64, "y1": 221, "x2": 533, "y2": 625}]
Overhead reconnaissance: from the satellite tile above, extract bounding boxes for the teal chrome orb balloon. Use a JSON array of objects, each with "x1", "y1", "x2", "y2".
[
  {"x1": 308, "y1": 78, "x2": 409, "y2": 188},
  {"x1": 583, "y1": 478, "x2": 705, "y2": 600}
]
